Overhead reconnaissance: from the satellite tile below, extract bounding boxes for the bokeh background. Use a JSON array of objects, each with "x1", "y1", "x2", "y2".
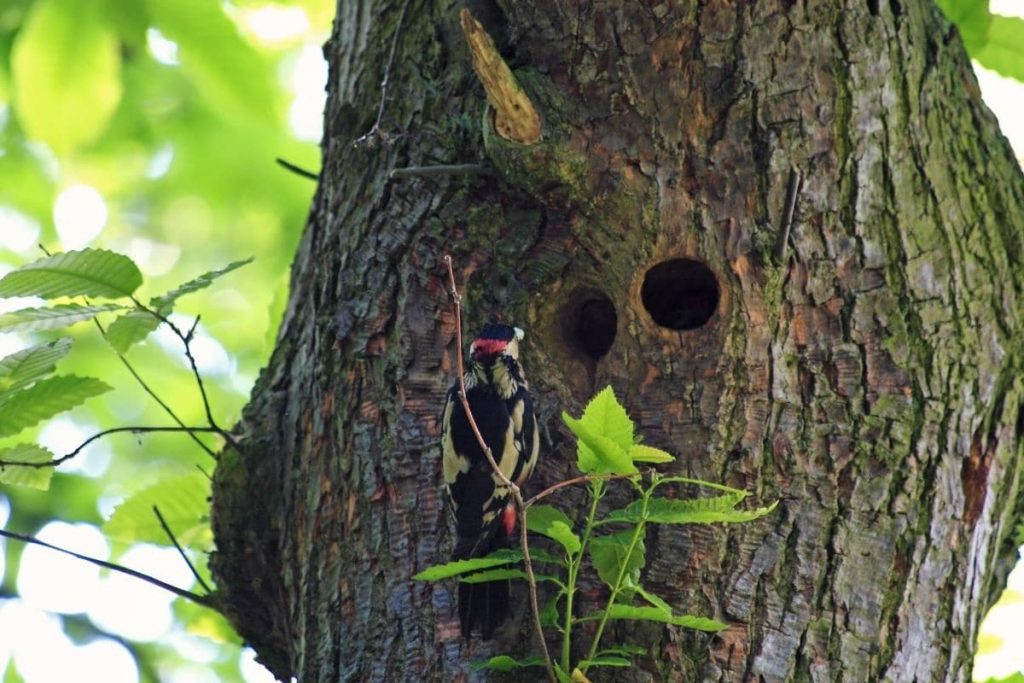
[{"x1": 0, "y1": 1, "x2": 1022, "y2": 681}]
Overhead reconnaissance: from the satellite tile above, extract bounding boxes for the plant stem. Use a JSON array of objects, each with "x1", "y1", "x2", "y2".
[
  {"x1": 584, "y1": 488, "x2": 650, "y2": 668},
  {"x1": 562, "y1": 480, "x2": 604, "y2": 671}
]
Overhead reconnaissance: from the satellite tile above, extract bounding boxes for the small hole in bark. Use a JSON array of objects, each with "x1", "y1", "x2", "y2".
[
  {"x1": 641, "y1": 259, "x2": 719, "y2": 330},
  {"x1": 561, "y1": 290, "x2": 617, "y2": 361}
]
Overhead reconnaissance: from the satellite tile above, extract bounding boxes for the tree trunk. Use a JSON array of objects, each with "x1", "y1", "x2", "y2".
[{"x1": 210, "y1": 0, "x2": 1024, "y2": 681}]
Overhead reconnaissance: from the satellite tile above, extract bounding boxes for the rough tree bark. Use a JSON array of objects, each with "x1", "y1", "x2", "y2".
[{"x1": 210, "y1": 0, "x2": 1024, "y2": 681}]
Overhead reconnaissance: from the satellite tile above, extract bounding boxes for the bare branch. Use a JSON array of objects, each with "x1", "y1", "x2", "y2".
[
  {"x1": 774, "y1": 167, "x2": 804, "y2": 262},
  {"x1": 0, "y1": 527, "x2": 215, "y2": 608},
  {"x1": 275, "y1": 157, "x2": 319, "y2": 181},
  {"x1": 0, "y1": 426, "x2": 221, "y2": 469},
  {"x1": 153, "y1": 505, "x2": 212, "y2": 594}
]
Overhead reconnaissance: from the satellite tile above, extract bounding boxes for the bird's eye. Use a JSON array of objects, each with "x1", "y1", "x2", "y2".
[{"x1": 514, "y1": 327, "x2": 525, "y2": 340}]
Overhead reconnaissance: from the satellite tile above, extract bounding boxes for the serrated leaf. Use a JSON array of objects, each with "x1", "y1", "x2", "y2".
[
  {"x1": 0, "y1": 339, "x2": 72, "y2": 391},
  {"x1": 578, "y1": 386, "x2": 634, "y2": 449},
  {"x1": 470, "y1": 655, "x2": 545, "y2": 672},
  {"x1": 654, "y1": 476, "x2": 746, "y2": 495},
  {"x1": 590, "y1": 530, "x2": 644, "y2": 590},
  {"x1": 602, "y1": 604, "x2": 728, "y2": 632},
  {"x1": 0, "y1": 303, "x2": 124, "y2": 332},
  {"x1": 563, "y1": 412, "x2": 636, "y2": 475},
  {"x1": 104, "y1": 472, "x2": 211, "y2": 547},
  {"x1": 0, "y1": 443, "x2": 54, "y2": 490},
  {"x1": 629, "y1": 444, "x2": 675, "y2": 463},
  {"x1": 0, "y1": 375, "x2": 111, "y2": 438},
  {"x1": 11, "y1": 0, "x2": 122, "y2": 152},
  {"x1": 527, "y1": 504, "x2": 581, "y2": 553},
  {"x1": 645, "y1": 496, "x2": 776, "y2": 525},
  {"x1": 0, "y1": 249, "x2": 143, "y2": 299},
  {"x1": 105, "y1": 309, "x2": 161, "y2": 354},
  {"x1": 412, "y1": 548, "x2": 521, "y2": 581},
  {"x1": 152, "y1": 258, "x2": 253, "y2": 309},
  {"x1": 975, "y1": 15, "x2": 1024, "y2": 83}
]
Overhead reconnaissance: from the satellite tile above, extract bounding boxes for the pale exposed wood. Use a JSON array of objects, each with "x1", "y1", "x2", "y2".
[{"x1": 459, "y1": 8, "x2": 541, "y2": 145}]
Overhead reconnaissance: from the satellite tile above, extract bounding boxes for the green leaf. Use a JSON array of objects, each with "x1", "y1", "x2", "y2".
[
  {"x1": 527, "y1": 504, "x2": 581, "y2": 553},
  {"x1": 578, "y1": 656, "x2": 631, "y2": 668},
  {"x1": 590, "y1": 530, "x2": 644, "y2": 590},
  {"x1": 595, "y1": 645, "x2": 647, "y2": 658},
  {"x1": 636, "y1": 585, "x2": 673, "y2": 614},
  {"x1": 645, "y1": 496, "x2": 777, "y2": 525},
  {"x1": 459, "y1": 568, "x2": 527, "y2": 583},
  {"x1": 935, "y1": 0, "x2": 991, "y2": 54},
  {"x1": 145, "y1": 0, "x2": 276, "y2": 121},
  {"x1": 563, "y1": 412, "x2": 636, "y2": 475},
  {"x1": 540, "y1": 595, "x2": 561, "y2": 628},
  {"x1": 554, "y1": 663, "x2": 573, "y2": 683},
  {"x1": 104, "y1": 472, "x2": 211, "y2": 547},
  {"x1": 152, "y1": 258, "x2": 253, "y2": 309},
  {"x1": 975, "y1": 15, "x2": 1024, "y2": 83},
  {"x1": 0, "y1": 444, "x2": 54, "y2": 490},
  {"x1": 0, "y1": 303, "x2": 124, "y2": 333},
  {"x1": 470, "y1": 655, "x2": 545, "y2": 672},
  {"x1": 0, "y1": 339, "x2": 73, "y2": 392},
  {"x1": 629, "y1": 444, "x2": 675, "y2": 463},
  {"x1": 10, "y1": 0, "x2": 122, "y2": 152},
  {"x1": 578, "y1": 386, "x2": 634, "y2": 449},
  {"x1": 105, "y1": 309, "x2": 161, "y2": 354},
  {"x1": 0, "y1": 249, "x2": 143, "y2": 299},
  {"x1": 602, "y1": 604, "x2": 728, "y2": 632},
  {"x1": 654, "y1": 476, "x2": 746, "y2": 495},
  {"x1": 0, "y1": 375, "x2": 112, "y2": 438},
  {"x1": 412, "y1": 548, "x2": 522, "y2": 581}
]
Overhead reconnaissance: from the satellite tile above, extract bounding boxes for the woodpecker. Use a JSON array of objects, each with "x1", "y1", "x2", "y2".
[{"x1": 441, "y1": 322, "x2": 540, "y2": 639}]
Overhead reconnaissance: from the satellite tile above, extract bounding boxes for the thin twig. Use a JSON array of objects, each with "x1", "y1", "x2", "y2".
[
  {"x1": 91, "y1": 309, "x2": 218, "y2": 460},
  {"x1": 275, "y1": 157, "x2": 319, "y2": 181},
  {"x1": 524, "y1": 472, "x2": 636, "y2": 509},
  {"x1": 774, "y1": 167, "x2": 803, "y2": 262},
  {"x1": 443, "y1": 255, "x2": 556, "y2": 683},
  {"x1": 153, "y1": 505, "x2": 212, "y2": 594},
  {"x1": 0, "y1": 528, "x2": 214, "y2": 607},
  {"x1": 389, "y1": 164, "x2": 491, "y2": 180},
  {"x1": 353, "y1": 0, "x2": 412, "y2": 147},
  {"x1": 129, "y1": 300, "x2": 239, "y2": 451},
  {"x1": 0, "y1": 426, "x2": 221, "y2": 468}
]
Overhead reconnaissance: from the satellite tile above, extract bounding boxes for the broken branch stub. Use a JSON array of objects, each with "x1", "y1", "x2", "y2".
[{"x1": 459, "y1": 9, "x2": 542, "y2": 145}]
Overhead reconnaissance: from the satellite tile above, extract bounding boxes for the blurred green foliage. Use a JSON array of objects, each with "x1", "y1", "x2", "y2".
[{"x1": 0, "y1": 0, "x2": 331, "y2": 680}]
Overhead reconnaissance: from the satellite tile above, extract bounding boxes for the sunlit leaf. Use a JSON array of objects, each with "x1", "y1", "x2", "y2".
[
  {"x1": 0, "y1": 338, "x2": 72, "y2": 391},
  {"x1": 975, "y1": 15, "x2": 1024, "y2": 83},
  {"x1": 0, "y1": 375, "x2": 112, "y2": 438},
  {"x1": 578, "y1": 385, "x2": 634, "y2": 449},
  {"x1": 590, "y1": 530, "x2": 644, "y2": 590},
  {"x1": 935, "y1": 0, "x2": 991, "y2": 53},
  {"x1": 563, "y1": 412, "x2": 636, "y2": 475},
  {"x1": 104, "y1": 472, "x2": 211, "y2": 548},
  {"x1": 599, "y1": 604, "x2": 728, "y2": 632},
  {"x1": 412, "y1": 548, "x2": 522, "y2": 581},
  {"x1": 105, "y1": 309, "x2": 161, "y2": 354},
  {"x1": 0, "y1": 249, "x2": 143, "y2": 299},
  {"x1": 0, "y1": 303, "x2": 124, "y2": 332},
  {"x1": 0, "y1": 443, "x2": 54, "y2": 490},
  {"x1": 145, "y1": 0, "x2": 277, "y2": 121},
  {"x1": 10, "y1": 0, "x2": 122, "y2": 152},
  {"x1": 527, "y1": 504, "x2": 581, "y2": 553},
  {"x1": 629, "y1": 444, "x2": 675, "y2": 463},
  {"x1": 152, "y1": 258, "x2": 253, "y2": 309}
]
